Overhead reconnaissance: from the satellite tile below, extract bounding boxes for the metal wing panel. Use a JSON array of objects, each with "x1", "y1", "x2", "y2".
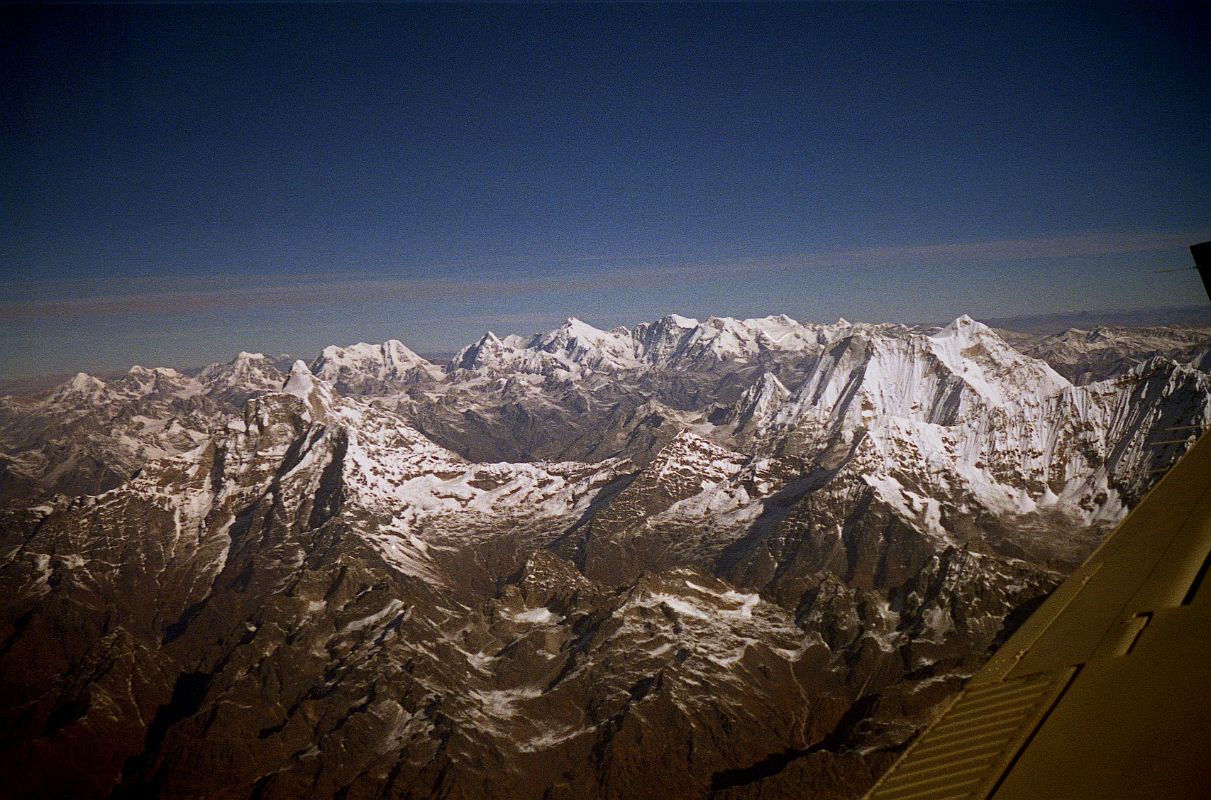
[{"x1": 864, "y1": 430, "x2": 1211, "y2": 800}]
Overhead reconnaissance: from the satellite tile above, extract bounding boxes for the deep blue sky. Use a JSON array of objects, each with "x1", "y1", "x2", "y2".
[{"x1": 2, "y1": 2, "x2": 1210, "y2": 380}]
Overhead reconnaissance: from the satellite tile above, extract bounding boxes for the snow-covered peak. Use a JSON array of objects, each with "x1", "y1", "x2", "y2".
[
  {"x1": 766, "y1": 321, "x2": 1072, "y2": 448},
  {"x1": 452, "y1": 331, "x2": 512, "y2": 371},
  {"x1": 310, "y1": 339, "x2": 439, "y2": 394},
  {"x1": 929, "y1": 315, "x2": 995, "y2": 348},
  {"x1": 560, "y1": 316, "x2": 596, "y2": 334},
  {"x1": 315, "y1": 339, "x2": 427, "y2": 368},
  {"x1": 631, "y1": 316, "x2": 703, "y2": 365},
  {"x1": 50, "y1": 371, "x2": 107, "y2": 402},
  {"x1": 763, "y1": 370, "x2": 789, "y2": 396},
  {"x1": 732, "y1": 370, "x2": 790, "y2": 434},
  {"x1": 196, "y1": 351, "x2": 287, "y2": 404},
  {"x1": 439, "y1": 312, "x2": 876, "y2": 377},
  {"x1": 281, "y1": 360, "x2": 336, "y2": 421},
  {"x1": 121, "y1": 365, "x2": 183, "y2": 386},
  {"x1": 539, "y1": 317, "x2": 615, "y2": 345},
  {"x1": 104, "y1": 365, "x2": 200, "y2": 402},
  {"x1": 944, "y1": 314, "x2": 976, "y2": 330},
  {"x1": 282, "y1": 360, "x2": 315, "y2": 398},
  {"x1": 210, "y1": 351, "x2": 272, "y2": 371},
  {"x1": 70, "y1": 371, "x2": 103, "y2": 390},
  {"x1": 528, "y1": 317, "x2": 641, "y2": 372},
  {"x1": 451, "y1": 319, "x2": 642, "y2": 377},
  {"x1": 666, "y1": 314, "x2": 700, "y2": 328},
  {"x1": 928, "y1": 316, "x2": 1069, "y2": 406},
  {"x1": 633, "y1": 314, "x2": 835, "y2": 367},
  {"x1": 752, "y1": 369, "x2": 788, "y2": 393}
]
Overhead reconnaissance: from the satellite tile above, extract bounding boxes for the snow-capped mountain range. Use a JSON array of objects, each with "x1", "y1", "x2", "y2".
[{"x1": 0, "y1": 313, "x2": 1208, "y2": 799}]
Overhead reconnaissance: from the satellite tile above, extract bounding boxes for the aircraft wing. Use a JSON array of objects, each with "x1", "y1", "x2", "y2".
[{"x1": 863, "y1": 426, "x2": 1211, "y2": 799}]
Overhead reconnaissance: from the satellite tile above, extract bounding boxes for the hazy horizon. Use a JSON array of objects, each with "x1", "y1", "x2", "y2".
[
  {"x1": 3, "y1": 301, "x2": 1210, "y2": 390},
  {"x1": 4, "y1": 3, "x2": 1210, "y2": 380}
]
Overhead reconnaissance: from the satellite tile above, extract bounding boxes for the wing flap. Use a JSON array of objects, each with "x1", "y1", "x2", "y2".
[{"x1": 865, "y1": 430, "x2": 1211, "y2": 799}]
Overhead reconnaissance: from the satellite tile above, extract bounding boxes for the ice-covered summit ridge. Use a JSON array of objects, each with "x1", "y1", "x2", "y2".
[
  {"x1": 311, "y1": 339, "x2": 439, "y2": 393},
  {"x1": 441, "y1": 312, "x2": 883, "y2": 377},
  {"x1": 926, "y1": 314, "x2": 1069, "y2": 407}
]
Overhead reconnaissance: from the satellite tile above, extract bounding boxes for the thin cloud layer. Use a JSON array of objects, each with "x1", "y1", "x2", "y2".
[{"x1": 1, "y1": 229, "x2": 1199, "y2": 322}]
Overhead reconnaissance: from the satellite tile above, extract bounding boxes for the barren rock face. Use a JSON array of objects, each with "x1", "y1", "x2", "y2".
[{"x1": 1, "y1": 316, "x2": 1208, "y2": 799}]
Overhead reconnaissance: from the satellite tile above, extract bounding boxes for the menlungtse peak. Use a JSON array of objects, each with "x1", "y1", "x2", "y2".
[
  {"x1": 310, "y1": 339, "x2": 439, "y2": 394},
  {"x1": 121, "y1": 365, "x2": 189, "y2": 384},
  {"x1": 197, "y1": 351, "x2": 266, "y2": 372},
  {"x1": 313, "y1": 339, "x2": 431, "y2": 370},
  {"x1": 196, "y1": 350, "x2": 289, "y2": 405},
  {"x1": 526, "y1": 318, "x2": 641, "y2": 373},
  {"x1": 222, "y1": 351, "x2": 275, "y2": 373}
]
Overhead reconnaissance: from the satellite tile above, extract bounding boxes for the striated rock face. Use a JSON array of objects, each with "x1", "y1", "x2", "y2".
[{"x1": 0, "y1": 315, "x2": 1208, "y2": 800}]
